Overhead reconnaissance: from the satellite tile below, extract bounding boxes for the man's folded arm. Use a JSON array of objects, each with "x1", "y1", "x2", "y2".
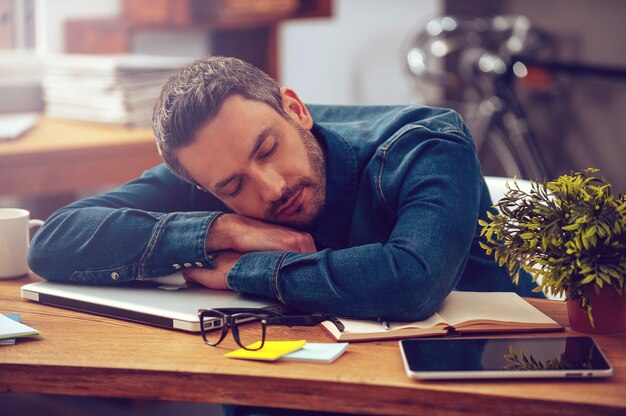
[
  {"x1": 227, "y1": 134, "x2": 484, "y2": 321},
  {"x1": 28, "y1": 164, "x2": 227, "y2": 283}
]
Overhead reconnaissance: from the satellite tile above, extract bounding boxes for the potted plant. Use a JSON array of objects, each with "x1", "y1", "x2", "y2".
[{"x1": 479, "y1": 168, "x2": 626, "y2": 334}]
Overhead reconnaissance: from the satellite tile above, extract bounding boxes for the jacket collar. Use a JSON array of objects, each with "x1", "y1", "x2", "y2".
[{"x1": 309, "y1": 122, "x2": 358, "y2": 250}]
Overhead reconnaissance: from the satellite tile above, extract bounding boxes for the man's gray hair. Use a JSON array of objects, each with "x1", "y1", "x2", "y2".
[{"x1": 152, "y1": 56, "x2": 285, "y2": 184}]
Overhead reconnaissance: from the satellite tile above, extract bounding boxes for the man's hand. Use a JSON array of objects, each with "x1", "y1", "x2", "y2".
[
  {"x1": 183, "y1": 250, "x2": 242, "y2": 290},
  {"x1": 206, "y1": 213, "x2": 316, "y2": 254}
]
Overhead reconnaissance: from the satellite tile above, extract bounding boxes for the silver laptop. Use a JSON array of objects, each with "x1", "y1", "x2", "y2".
[{"x1": 21, "y1": 273, "x2": 288, "y2": 332}]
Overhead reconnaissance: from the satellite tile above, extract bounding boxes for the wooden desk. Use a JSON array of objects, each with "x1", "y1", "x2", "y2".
[
  {"x1": 0, "y1": 117, "x2": 161, "y2": 198},
  {"x1": 1, "y1": 275, "x2": 625, "y2": 416}
]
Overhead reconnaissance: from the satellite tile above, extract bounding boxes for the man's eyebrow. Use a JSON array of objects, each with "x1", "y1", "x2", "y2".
[{"x1": 214, "y1": 125, "x2": 274, "y2": 192}]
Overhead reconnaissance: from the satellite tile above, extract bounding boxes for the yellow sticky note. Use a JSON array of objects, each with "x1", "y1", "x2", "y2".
[{"x1": 225, "y1": 340, "x2": 306, "y2": 361}]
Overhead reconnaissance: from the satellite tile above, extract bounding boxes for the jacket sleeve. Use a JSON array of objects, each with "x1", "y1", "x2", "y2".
[
  {"x1": 227, "y1": 127, "x2": 483, "y2": 321},
  {"x1": 28, "y1": 164, "x2": 226, "y2": 283}
]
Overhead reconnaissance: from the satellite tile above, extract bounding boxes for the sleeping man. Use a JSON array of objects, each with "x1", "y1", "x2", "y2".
[{"x1": 29, "y1": 56, "x2": 539, "y2": 324}]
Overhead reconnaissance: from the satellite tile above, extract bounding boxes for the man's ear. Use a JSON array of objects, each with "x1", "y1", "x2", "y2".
[{"x1": 279, "y1": 87, "x2": 313, "y2": 130}]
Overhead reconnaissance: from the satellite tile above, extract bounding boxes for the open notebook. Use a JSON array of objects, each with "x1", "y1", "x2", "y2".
[{"x1": 321, "y1": 291, "x2": 563, "y2": 342}]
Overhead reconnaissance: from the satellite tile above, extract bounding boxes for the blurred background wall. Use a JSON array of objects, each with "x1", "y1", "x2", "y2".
[{"x1": 279, "y1": 0, "x2": 438, "y2": 104}]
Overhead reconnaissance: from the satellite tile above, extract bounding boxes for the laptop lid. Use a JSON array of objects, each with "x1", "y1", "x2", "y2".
[{"x1": 21, "y1": 274, "x2": 288, "y2": 332}]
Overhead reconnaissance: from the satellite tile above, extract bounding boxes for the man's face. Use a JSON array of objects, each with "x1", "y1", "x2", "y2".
[{"x1": 177, "y1": 91, "x2": 326, "y2": 229}]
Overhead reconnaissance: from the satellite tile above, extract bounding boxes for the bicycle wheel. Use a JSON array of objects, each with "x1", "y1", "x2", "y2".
[
  {"x1": 479, "y1": 106, "x2": 549, "y2": 181},
  {"x1": 477, "y1": 122, "x2": 525, "y2": 178}
]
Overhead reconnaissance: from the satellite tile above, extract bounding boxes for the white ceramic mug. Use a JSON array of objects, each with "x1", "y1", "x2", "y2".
[{"x1": 0, "y1": 208, "x2": 44, "y2": 279}]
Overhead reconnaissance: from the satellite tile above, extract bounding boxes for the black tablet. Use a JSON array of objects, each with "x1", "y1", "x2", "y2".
[{"x1": 399, "y1": 336, "x2": 613, "y2": 380}]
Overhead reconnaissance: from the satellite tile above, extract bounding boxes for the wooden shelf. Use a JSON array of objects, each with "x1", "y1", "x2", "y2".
[
  {"x1": 64, "y1": 0, "x2": 332, "y2": 80},
  {"x1": 120, "y1": 0, "x2": 332, "y2": 28}
]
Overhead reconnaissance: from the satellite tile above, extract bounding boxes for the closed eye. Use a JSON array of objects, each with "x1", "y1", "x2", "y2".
[
  {"x1": 225, "y1": 178, "x2": 244, "y2": 197},
  {"x1": 258, "y1": 137, "x2": 280, "y2": 160},
  {"x1": 225, "y1": 138, "x2": 278, "y2": 198}
]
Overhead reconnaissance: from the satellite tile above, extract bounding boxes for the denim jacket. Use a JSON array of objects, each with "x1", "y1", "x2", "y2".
[{"x1": 28, "y1": 105, "x2": 538, "y2": 321}]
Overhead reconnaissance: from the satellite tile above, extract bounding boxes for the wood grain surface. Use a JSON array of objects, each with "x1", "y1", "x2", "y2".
[{"x1": 1, "y1": 274, "x2": 625, "y2": 415}]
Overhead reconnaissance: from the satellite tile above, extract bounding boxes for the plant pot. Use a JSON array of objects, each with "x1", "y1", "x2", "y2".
[{"x1": 567, "y1": 286, "x2": 626, "y2": 334}]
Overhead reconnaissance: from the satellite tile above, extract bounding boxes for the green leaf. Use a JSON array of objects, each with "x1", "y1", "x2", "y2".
[
  {"x1": 581, "y1": 274, "x2": 596, "y2": 284},
  {"x1": 581, "y1": 235, "x2": 590, "y2": 251}
]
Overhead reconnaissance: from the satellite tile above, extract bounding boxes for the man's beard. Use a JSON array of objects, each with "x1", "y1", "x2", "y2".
[{"x1": 266, "y1": 123, "x2": 326, "y2": 229}]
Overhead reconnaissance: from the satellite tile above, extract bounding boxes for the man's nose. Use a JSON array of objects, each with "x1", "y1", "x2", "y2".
[{"x1": 254, "y1": 167, "x2": 286, "y2": 202}]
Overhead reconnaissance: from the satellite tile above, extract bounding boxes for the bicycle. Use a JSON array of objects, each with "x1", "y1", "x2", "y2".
[{"x1": 404, "y1": 15, "x2": 626, "y2": 181}]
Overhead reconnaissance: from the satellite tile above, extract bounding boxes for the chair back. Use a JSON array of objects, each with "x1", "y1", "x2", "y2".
[{"x1": 484, "y1": 176, "x2": 533, "y2": 210}]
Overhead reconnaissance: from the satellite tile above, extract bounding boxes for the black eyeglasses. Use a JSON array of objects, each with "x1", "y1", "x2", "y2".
[{"x1": 197, "y1": 308, "x2": 345, "y2": 350}]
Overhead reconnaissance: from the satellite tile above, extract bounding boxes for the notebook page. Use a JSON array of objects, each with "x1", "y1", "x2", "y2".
[{"x1": 437, "y1": 292, "x2": 557, "y2": 326}]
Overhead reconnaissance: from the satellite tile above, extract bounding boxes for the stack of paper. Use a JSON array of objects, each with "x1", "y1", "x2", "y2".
[{"x1": 42, "y1": 54, "x2": 194, "y2": 126}]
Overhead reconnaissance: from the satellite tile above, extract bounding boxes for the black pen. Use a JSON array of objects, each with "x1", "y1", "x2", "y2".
[{"x1": 378, "y1": 317, "x2": 390, "y2": 331}]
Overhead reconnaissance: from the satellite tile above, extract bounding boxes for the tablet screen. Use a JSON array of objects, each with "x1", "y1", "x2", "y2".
[{"x1": 400, "y1": 336, "x2": 612, "y2": 379}]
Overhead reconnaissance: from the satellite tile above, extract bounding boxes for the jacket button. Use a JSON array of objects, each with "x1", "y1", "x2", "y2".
[
  {"x1": 172, "y1": 264, "x2": 181, "y2": 270},
  {"x1": 111, "y1": 272, "x2": 120, "y2": 280},
  {"x1": 195, "y1": 262, "x2": 203, "y2": 267},
  {"x1": 183, "y1": 263, "x2": 192, "y2": 268}
]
